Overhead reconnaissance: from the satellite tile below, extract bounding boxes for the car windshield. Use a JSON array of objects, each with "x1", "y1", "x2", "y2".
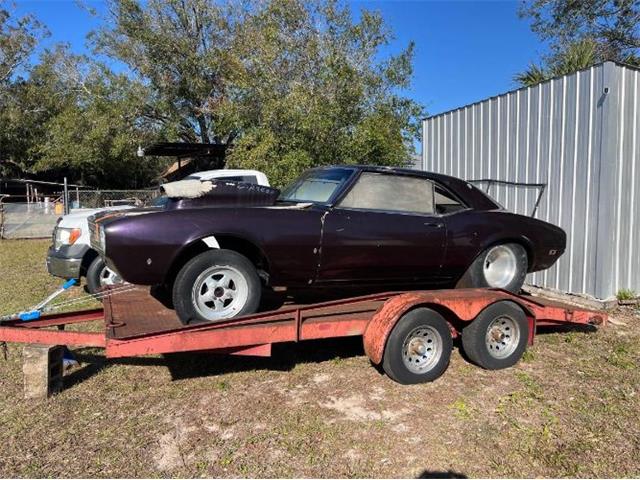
[{"x1": 280, "y1": 168, "x2": 353, "y2": 204}]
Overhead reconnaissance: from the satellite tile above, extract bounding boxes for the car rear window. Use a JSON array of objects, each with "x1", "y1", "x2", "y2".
[
  {"x1": 339, "y1": 172, "x2": 435, "y2": 214},
  {"x1": 434, "y1": 185, "x2": 467, "y2": 214}
]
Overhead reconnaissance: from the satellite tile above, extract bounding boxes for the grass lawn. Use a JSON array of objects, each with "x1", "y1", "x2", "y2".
[{"x1": 0, "y1": 239, "x2": 639, "y2": 478}]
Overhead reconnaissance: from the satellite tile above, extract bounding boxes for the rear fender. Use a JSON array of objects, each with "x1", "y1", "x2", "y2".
[{"x1": 363, "y1": 290, "x2": 535, "y2": 364}]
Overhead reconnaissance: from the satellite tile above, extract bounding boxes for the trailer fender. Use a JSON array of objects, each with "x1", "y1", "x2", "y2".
[{"x1": 363, "y1": 291, "x2": 536, "y2": 365}]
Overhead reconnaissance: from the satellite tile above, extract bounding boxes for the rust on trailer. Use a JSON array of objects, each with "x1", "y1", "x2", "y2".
[
  {"x1": 363, "y1": 289, "x2": 528, "y2": 364},
  {"x1": 0, "y1": 326, "x2": 106, "y2": 347},
  {"x1": 103, "y1": 288, "x2": 390, "y2": 358},
  {"x1": 362, "y1": 289, "x2": 606, "y2": 365},
  {"x1": 0, "y1": 287, "x2": 606, "y2": 366},
  {"x1": 0, "y1": 308, "x2": 105, "y2": 348},
  {"x1": 0, "y1": 308, "x2": 103, "y2": 329}
]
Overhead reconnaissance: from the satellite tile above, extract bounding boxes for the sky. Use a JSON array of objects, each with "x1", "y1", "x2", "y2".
[{"x1": 14, "y1": 0, "x2": 549, "y2": 117}]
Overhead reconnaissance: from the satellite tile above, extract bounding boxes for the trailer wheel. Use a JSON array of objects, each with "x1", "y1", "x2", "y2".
[
  {"x1": 462, "y1": 301, "x2": 528, "y2": 370},
  {"x1": 382, "y1": 308, "x2": 453, "y2": 384},
  {"x1": 173, "y1": 249, "x2": 261, "y2": 325}
]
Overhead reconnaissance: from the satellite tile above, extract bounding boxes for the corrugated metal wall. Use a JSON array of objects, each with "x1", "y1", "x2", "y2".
[{"x1": 422, "y1": 62, "x2": 640, "y2": 299}]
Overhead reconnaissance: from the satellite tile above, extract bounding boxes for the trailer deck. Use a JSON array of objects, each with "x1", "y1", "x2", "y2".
[{"x1": 0, "y1": 287, "x2": 606, "y2": 390}]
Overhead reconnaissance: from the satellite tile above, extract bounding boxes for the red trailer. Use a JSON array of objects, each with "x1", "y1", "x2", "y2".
[{"x1": 0, "y1": 287, "x2": 606, "y2": 386}]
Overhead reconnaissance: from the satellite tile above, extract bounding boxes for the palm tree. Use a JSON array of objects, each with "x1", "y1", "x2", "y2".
[{"x1": 515, "y1": 38, "x2": 598, "y2": 87}]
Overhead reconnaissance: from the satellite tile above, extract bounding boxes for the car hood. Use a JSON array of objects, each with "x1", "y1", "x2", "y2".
[
  {"x1": 89, "y1": 182, "x2": 282, "y2": 227},
  {"x1": 61, "y1": 205, "x2": 134, "y2": 222}
]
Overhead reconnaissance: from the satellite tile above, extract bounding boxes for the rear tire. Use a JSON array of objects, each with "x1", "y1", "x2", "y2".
[
  {"x1": 461, "y1": 301, "x2": 529, "y2": 370},
  {"x1": 456, "y1": 243, "x2": 527, "y2": 293},
  {"x1": 382, "y1": 308, "x2": 453, "y2": 384},
  {"x1": 172, "y1": 249, "x2": 261, "y2": 325}
]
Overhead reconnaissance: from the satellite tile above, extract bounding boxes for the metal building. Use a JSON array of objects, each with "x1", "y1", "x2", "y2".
[{"x1": 422, "y1": 61, "x2": 640, "y2": 299}]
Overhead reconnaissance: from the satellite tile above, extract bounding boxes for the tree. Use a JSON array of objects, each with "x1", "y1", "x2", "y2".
[
  {"x1": 91, "y1": 0, "x2": 239, "y2": 145},
  {"x1": 515, "y1": 38, "x2": 599, "y2": 87},
  {"x1": 516, "y1": 0, "x2": 640, "y2": 86},
  {"x1": 0, "y1": 5, "x2": 47, "y2": 86},
  {"x1": 225, "y1": 0, "x2": 424, "y2": 186},
  {"x1": 0, "y1": 4, "x2": 49, "y2": 176},
  {"x1": 1, "y1": 44, "x2": 164, "y2": 186},
  {"x1": 31, "y1": 51, "x2": 164, "y2": 187},
  {"x1": 93, "y1": 0, "x2": 423, "y2": 186}
]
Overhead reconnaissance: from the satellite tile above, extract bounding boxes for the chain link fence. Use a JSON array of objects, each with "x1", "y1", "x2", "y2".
[
  {"x1": 1, "y1": 189, "x2": 158, "y2": 240},
  {"x1": 0, "y1": 200, "x2": 60, "y2": 239},
  {"x1": 72, "y1": 189, "x2": 158, "y2": 209}
]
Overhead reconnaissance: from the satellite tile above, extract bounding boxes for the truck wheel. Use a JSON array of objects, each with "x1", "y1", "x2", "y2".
[
  {"x1": 382, "y1": 308, "x2": 453, "y2": 384},
  {"x1": 86, "y1": 256, "x2": 123, "y2": 295},
  {"x1": 173, "y1": 249, "x2": 261, "y2": 325},
  {"x1": 461, "y1": 301, "x2": 529, "y2": 370},
  {"x1": 456, "y1": 243, "x2": 528, "y2": 293}
]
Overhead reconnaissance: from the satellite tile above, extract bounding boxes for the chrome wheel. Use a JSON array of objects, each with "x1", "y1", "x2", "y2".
[
  {"x1": 401, "y1": 326, "x2": 442, "y2": 374},
  {"x1": 191, "y1": 265, "x2": 249, "y2": 321},
  {"x1": 99, "y1": 266, "x2": 122, "y2": 286},
  {"x1": 483, "y1": 245, "x2": 517, "y2": 288},
  {"x1": 485, "y1": 315, "x2": 520, "y2": 359}
]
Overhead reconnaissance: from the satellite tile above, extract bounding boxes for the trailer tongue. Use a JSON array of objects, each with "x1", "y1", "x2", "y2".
[{"x1": 0, "y1": 287, "x2": 606, "y2": 390}]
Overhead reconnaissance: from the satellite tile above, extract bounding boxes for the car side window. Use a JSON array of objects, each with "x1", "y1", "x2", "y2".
[
  {"x1": 339, "y1": 172, "x2": 435, "y2": 215},
  {"x1": 434, "y1": 185, "x2": 467, "y2": 214}
]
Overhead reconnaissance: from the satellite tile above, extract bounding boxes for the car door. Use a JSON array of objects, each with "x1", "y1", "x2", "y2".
[{"x1": 316, "y1": 172, "x2": 447, "y2": 286}]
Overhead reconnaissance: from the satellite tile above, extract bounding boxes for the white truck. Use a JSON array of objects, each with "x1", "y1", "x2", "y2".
[{"x1": 46, "y1": 169, "x2": 270, "y2": 293}]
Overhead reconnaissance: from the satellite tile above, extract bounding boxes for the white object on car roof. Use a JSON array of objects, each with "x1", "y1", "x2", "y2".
[
  {"x1": 185, "y1": 169, "x2": 270, "y2": 186},
  {"x1": 161, "y1": 180, "x2": 214, "y2": 199}
]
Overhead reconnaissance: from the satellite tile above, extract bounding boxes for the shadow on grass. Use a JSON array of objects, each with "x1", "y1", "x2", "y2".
[
  {"x1": 416, "y1": 469, "x2": 467, "y2": 478},
  {"x1": 68, "y1": 335, "x2": 365, "y2": 384}
]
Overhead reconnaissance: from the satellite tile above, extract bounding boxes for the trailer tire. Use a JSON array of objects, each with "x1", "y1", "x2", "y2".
[
  {"x1": 173, "y1": 249, "x2": 261, "y2": 325},
  {"x1": 462, "y1": 301, "x2": 528, "y2": 370},
  {"x1": 382, "y1": 308, "x2": 453, "y2": 384}
]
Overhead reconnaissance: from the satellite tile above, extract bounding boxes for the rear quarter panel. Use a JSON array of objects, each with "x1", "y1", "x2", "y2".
[{"x1": 443, "y1": 210, "x2": 566, "y2": 282}]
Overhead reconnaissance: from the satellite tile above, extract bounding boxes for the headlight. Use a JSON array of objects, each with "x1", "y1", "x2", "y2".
[
  {"x1": 54, "y1": 227, "x2": 82, "y2": 249},
  {"x1": 99, "y1": 226, "x2": 106, "y2": 252}
]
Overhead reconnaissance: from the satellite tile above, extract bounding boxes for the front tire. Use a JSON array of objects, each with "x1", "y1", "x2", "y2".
[
  {"x1": 172, "y1": 249, "x2": 261, "y2": 325},
  {"x1": 457, "y1": 243, "x2": 528, "y2": 293},
  {"x1": 382, "y1": 308, "x2": 453, "y2": 384},
  {"x1": 86, "y1": 256, "x2": 123, "y2": 295}
]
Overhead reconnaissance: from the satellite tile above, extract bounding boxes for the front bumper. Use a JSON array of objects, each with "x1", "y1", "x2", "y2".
[{"x1": 46, "y1": 244, "x2": 89, "y2": 279}]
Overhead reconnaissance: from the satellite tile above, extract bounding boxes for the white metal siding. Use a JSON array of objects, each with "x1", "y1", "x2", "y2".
[{"x1": 422, "y1": 62, "x2": 640, "y2": 299}]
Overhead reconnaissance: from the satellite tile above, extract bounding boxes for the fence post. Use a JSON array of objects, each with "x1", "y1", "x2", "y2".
[{"x1": 63, "y1": 177, "x2": 69, "y2": 215}]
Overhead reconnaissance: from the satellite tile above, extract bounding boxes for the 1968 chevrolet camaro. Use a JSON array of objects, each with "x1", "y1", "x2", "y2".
[{"x1": 90, "y1": 165, "x2": 566, "y2": 324}]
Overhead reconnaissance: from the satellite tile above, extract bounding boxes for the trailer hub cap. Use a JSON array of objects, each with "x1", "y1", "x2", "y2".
[
  {"x1": 192, "y1": 266, "x2": 249, "y2": 321},
  {"x1": 485, "y1": 315, "x2": 520, "y2": 358},
  {"x1": 402, "y1": 326, "x2": 442, "y2": 373},
  {"x1": 483, "y1": 245, "x2": 517, "y2": 288}
]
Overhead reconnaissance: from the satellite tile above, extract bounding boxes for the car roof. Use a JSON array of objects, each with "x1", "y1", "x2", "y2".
[{"x1": 312, "y1": 165, "x2": 500, "y2": 210}]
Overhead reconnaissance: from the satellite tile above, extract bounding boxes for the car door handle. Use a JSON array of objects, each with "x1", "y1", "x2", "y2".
[{"x1": 424, "y1": 222, "x2": 444, "y2": 228}]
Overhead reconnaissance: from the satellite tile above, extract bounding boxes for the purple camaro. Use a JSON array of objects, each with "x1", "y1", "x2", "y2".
[{"x1": 90, "y1": 165, "x2": 565, "y2": 324}]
